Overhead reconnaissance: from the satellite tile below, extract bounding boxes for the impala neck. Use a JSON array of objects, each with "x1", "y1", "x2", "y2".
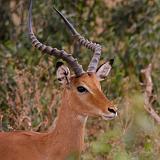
[{"x1": 49, "y1": 89, "x2": 88, "y2": 158}]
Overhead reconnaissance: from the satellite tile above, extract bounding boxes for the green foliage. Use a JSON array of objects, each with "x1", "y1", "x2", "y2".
[
  {"x1": 0, "y1": 0, "x2": 160, "y2": 159},
  {"x1": 91, "y1": 141, "x2": 112, "y2": 155}
]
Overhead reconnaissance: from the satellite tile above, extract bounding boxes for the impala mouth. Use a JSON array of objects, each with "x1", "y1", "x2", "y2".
[{"x1": 101, "y1": 112, "x2": 117, "y2": 120}]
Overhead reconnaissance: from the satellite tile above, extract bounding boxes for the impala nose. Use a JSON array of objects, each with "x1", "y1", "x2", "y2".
[
  {"x1": 108, "y1": 108, "x2": 117, "y2": 114},
  {"x1": 101, "y1": 107, "x2": 117, "y2": 120}
]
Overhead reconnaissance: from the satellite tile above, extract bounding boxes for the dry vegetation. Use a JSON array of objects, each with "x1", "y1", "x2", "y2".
[{"x1": 0, "y1": 0, "x2": 160, "y2": 159}]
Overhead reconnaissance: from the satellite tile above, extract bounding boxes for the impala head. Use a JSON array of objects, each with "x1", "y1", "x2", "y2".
[
  {"x1": 56, "y1": 60, "x2": 117, "y2": 120},
  {"x1": 28, "y1": 0, "x2": 117, "y2": 120}
]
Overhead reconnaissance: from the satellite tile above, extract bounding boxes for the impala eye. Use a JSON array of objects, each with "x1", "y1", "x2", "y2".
[{"x1": 77, "y1": 86, "x2": 88, "y2": 93}]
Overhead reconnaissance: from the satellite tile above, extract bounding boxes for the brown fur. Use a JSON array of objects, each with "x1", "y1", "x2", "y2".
[{"x1": 0, "y1": 73, "x2": 116, "y2": 160}]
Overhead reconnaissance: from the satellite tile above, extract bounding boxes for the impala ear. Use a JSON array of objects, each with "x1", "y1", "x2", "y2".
[
  {"x1": 56, "y1": 62, "x2": 71, "y2": 85},
  {"x1": 96, "y1": 59, "x2": 114, "y2": 81}
]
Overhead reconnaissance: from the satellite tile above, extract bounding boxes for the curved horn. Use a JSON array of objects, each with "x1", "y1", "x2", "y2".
[
  {"x1": 53, "y1": 7, "x2": 102, "y2": 73},
  {"x1": 28, "y1": 0, "x2": 84, "y2": 76}
]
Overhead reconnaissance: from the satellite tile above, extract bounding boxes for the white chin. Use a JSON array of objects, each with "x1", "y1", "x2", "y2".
[{"x1": 101, "y1": 113, "x2": 117, "y2": 121}]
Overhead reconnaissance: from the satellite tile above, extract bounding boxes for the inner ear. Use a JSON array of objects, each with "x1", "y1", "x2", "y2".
[
  {"x1": 96, "y1": 59, "x2": 114, "y2": 81},
  {"x1": 56, "y1": 62, "x2": 71, "y2": 85}
]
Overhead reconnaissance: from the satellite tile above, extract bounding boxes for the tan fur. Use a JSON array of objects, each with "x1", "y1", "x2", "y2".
[{"x1": 0, "y1": 73, "x2": 117, "y2": 160}]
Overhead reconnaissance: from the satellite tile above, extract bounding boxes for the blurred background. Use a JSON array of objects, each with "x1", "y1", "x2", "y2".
[{"x1": 0, "y1": 0, "x2": 160, "y2": 159}]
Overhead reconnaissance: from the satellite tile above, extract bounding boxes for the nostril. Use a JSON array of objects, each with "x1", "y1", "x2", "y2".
[{"x1": 108, "y1": 108, "x2": 116, "y2": 114}]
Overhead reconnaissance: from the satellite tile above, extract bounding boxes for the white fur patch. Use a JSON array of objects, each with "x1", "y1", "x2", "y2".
[
  {"x1": 96, "y1": 61, "x2": 112, "y2": 81},
  {"x1": 56, "y1": 65, "x2": 70, "y2": 85}
]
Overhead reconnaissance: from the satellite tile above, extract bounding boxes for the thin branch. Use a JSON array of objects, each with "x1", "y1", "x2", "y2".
[{"x1": 141, "y1": 64, "x2": 160, "y2": 124}]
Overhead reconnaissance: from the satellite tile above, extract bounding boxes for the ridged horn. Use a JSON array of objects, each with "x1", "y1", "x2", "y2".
[
  {"x1": 53, "y1": 6, "x2": 102, "y2": 73},
  {"x1": 28, "y1": 0, "x2": 84, "y2": 76}
]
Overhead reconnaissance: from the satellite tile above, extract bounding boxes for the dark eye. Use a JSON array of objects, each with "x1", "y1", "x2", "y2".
[{"x1": 77, "y1": 86, "x2": 88, "y2": 93}]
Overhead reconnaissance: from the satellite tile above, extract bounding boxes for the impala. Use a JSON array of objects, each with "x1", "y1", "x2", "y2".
[{"x1": 0, "y1": 0, "x2": 117, "y2": 160}]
